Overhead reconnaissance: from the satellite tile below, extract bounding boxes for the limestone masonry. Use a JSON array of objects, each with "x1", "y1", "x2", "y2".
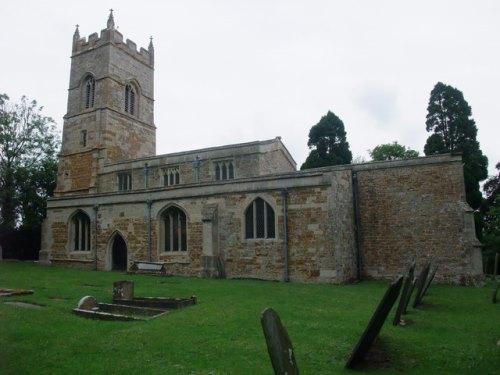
[{"x1": 40, "y1": 12, "x2": 483, "y2": 285}]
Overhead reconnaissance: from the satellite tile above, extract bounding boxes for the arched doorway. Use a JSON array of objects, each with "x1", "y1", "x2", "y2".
[{"x1": 111, "y1": 234, "x2": 127, "y2": 271}]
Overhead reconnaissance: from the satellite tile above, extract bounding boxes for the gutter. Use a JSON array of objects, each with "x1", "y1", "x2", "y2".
[
  {"x1": 147, "y1": 199, "x2": 152, "y2": 262},
  {"x1": 93, "y1": 204, "x2": 99, "y2": 270},
  {"x1": 352, "y1": 171, "x2": 362, "y2": 280},
  {"x1": 282, "y1": 189, "x2": 290, "y2": 282}
]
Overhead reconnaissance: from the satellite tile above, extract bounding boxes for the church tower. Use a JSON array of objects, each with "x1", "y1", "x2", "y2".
[{"x1": 55, "y1": 10, "x2": 155, "y2": 195}]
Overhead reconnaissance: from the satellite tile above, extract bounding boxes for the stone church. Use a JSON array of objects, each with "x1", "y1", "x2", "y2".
[{"x1": 40, "y1": 12, "x2": 483, "y2": 284}]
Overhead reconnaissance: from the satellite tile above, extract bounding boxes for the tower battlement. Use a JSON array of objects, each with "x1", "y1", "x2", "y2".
[{"x1": 72, "y1": 10, "x2": 154, "y2": 67}]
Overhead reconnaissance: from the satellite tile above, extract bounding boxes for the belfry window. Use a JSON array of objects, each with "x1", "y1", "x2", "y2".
[
  {"x1": 162, "y1": 206, "x2": 187, "y2": 252},
  {"x1": 118, "y1": 172, "x2": 132, "y2": 191},
  {"x1": 85, "y1": 76, "x2": 95, "y2": 109},
  {"x1": 72, "y1": 212, "x2": 91, "y2": 251},
  {"x1": 245, "y1": 198, "x2": 275, "y2": 239},
  {"x1": 215, "y1": 160, "x2": 234, "y2": 181},
  {"x1": 125, "y1": 84, "x2": 135, "y2": 115}
]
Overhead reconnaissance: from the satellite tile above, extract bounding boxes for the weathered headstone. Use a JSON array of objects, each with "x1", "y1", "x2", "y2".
[
  {"x1": 402, "y1": 278, "x2": 417, "y2": 314},
  {"x1": 345, "y1": 276, "x2": 403, "y2": 369},
  {"x1": 77, "y1": 295, "x2": 98, "y2": 310},
  {"x1": 261, "y1": 307, "x2": 299, "y2": 375},
  {"x1": 113, "y1": 280, "x2": 134, "y2": 301},
  {"x1": 393, "y1": 261, "x2": 416, "y2": 326},
  {"x1": 420, "y1": 266, "x2": 438, "y2": 300},
  {"x1": 413, "y1": 262, "x2": 431, "y2": 308}
]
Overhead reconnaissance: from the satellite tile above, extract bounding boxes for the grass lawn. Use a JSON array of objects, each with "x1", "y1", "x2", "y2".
[{"x1": 0, "y1": 262, "x2": 498, "y2": 375}]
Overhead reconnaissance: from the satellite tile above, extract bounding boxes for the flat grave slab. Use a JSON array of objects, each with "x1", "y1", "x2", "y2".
[
  {"x1": 0, "y1": 288, "x2": 34, "y2": 297},
  {"x1": 73, "y1": 281, "x2": 197, "y2": 321}
]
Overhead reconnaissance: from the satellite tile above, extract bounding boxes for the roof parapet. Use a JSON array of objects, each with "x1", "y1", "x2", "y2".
[{"x1": 71, "y1": 11, "x2": 153, "y2": 67}]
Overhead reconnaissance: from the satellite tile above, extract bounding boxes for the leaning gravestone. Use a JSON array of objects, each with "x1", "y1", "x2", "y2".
[
  {"x1": 261, "y1": 307, "x2": 299, "y2": 375},
  {"x1": 402, "y1": 278, "x2": 417, "y2": 315},
  {"x1": 420, "y1": 266, "x2": 438, "y2": 301},
  {"x1": 393, "y1": 261, "x2": 416, "y2": 326},
  {"x1": 345, "y1": 276, "x2": 403, "y2": 369},
  {"x1": 412, "y1": 261, "x2": 431, "y2": 308}
]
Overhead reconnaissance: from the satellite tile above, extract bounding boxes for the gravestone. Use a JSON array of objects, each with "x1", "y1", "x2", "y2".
[
  {"x1": 421, "y1": 266, "x2": 438, "y2": 300},
  {"x1": 261, "y1": 307, "x2": 299, "y2": 375},
  {"x1": 345, "y1": 276, "x2": 403, "y2": 369},
  {"x1": 113, "y1": 280, "x2": 134, "y2": 301},
  {"x1": 77, "y1": 295, "x2": 98, "y2": 310},
  {"x1": 402, "y1": 278, "x2": 417, "y2": 314},
  {"x1": 412, "y1": 262, "x2": 431, "y2": 308},
  {"x1": 393, "y1": 261, "x2": 416, "y2": 326}
]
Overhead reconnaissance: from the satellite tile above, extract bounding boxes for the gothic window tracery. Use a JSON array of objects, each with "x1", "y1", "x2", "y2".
[
  {"x1": 163, "y1": 167, "x2": 180, "y2": 186},
  {"x1": 71, "y1": 211, "x2": 91, "y2": 251},
  {"x1": 245, "y1": 198, "x2": 275, "y2": 239},
  {"x1": 162, "y1": 206, "x2": 187, "y2": 252},
  {"x1": 215, "y1": 160, "x2": 234, "y2": 180},
  {"x1": 84, "y1": 76, "x2": 95, "y2": 109}
]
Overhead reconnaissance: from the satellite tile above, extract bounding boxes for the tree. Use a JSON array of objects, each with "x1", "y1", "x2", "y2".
[
  {"x1": 369, "y1": 141, "x2": 419, "y2": 161},
  {"x1": 301, "y1": 111, "x2": 352, "y2": 170},
  {"x1": 481, "y1": 163, "x2": 500, "y2": 273},
  {"x1": 423, "y1": 82, "x2": 488, "y2": 210},
  {"x1": 0, "y1": 94, "x2": 59, "y2": 258}
]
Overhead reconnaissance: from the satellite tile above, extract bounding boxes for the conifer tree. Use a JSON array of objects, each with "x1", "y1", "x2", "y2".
[
  {"x1": 424, "y1": 82, "x2": 488, "y2": 210},
  {"x1": 301, "y1": 111, "x2": 352, "y2": 170}
]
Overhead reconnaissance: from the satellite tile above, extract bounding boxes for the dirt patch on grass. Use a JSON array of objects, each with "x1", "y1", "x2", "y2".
[{"x1": 350, "y1": 337, "x2": 393, "y2": 371}]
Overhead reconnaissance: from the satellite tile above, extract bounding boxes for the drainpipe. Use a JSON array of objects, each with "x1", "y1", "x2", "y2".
[
  {"x1": 93, "y1": 204, "x2": 99, "y2": 270},
  {"x1": 143, "y1": 163, "x2": 149, "y2": 188},
  {"x1": 352, "y1": 171, "x2": 362, "y2": 280},
  {"x1": 193, "y1": 155, "x2": 201, "y2": 184},
  {"x1": 282, "y1": 189, "x2": 290, "y2": 282},
  {"x1": 147, "y1": 199, "x2": 152, "y2": 262}
]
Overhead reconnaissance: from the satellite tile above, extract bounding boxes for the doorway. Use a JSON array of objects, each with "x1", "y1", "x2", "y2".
[{"x1": 111, "y1": 234, "x2": 127, "y2": 271}]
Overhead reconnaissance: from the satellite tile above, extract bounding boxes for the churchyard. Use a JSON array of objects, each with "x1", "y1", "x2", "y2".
[{"x1": 1, "y1": 262, "x2": 498, "y2": 374}]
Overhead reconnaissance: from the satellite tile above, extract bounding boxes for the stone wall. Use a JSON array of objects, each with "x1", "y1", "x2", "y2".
[
  {"x1": 42, "y1": 154, "x2": 482, "y2": 285},
  {"x1": 354, "y1": 154, "x2": 483, "y2": 285},
  {"x1": 42, "y1": 169, "x2": 356, "y2": 283}
]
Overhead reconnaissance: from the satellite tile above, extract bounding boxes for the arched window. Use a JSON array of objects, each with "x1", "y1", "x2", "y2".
[
  {"x1": 84, "y1": 76, "x2": 95, "y2": 109},
  {"x1": 71, "y1": 211, "x2": 91, "y2": 251},
  {"x1": 125, "y1": 84, "x2": 136, "y2": 115},
  {"x1": 162, "y1": 206, "x2": 187, "y2": 251},
  {"x1": 245, "y1": 198, "x2": 275, "y2": 239}
]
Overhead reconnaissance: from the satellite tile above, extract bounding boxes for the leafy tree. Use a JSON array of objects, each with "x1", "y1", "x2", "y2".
[
  {"x1": 424, "y1": 82, "x2": 488, "y2": 210},
  {"x1": 301, "y1": 111, "x2": 352, "y2": 170},
  {"x1": 369, "y1": 141, "x2": 419, "y2": 161},
  {"x1": 0, "y1": 94, "x2": 59, "y2": 258},
  {"x1": 481, "y1": 163, "x2": 500, "y2": 273}
]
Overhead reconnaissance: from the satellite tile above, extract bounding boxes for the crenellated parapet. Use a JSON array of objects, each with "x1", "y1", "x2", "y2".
[{"x1": 72, "y1": 10, "x2": 154, "y2": 67}]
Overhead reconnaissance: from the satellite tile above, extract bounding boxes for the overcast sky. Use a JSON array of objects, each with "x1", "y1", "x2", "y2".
[{"x1": 2, "y1": 1, "x2": 499, "y2": 177}]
